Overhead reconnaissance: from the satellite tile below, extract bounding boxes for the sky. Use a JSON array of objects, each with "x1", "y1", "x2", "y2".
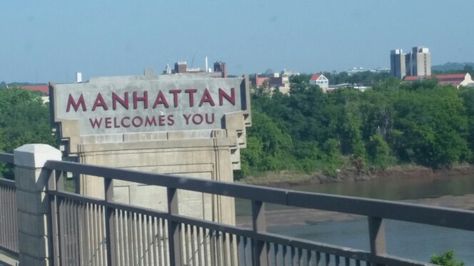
[{"x1": 1, "y1": 0, "x2": 473, "y2": 83}]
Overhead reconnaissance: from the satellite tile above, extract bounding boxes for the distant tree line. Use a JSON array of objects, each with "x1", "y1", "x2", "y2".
[
  {"x1": 432, "y1": 62, "x2": 474, "y2": 77},
  {"x1": 1, "y1": 81, "x2": 474, "y2": 180},
  {"x1": 239, "y1": 76, "x2": 474, "y2": 177}
]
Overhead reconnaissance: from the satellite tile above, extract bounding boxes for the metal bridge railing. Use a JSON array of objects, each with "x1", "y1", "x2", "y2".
[
  {"x1": 44, "y1": 159, "x2": 474, "y2": 266},
  {"x1": 0, "y1": 153, "x2": 18, "y2": 257},
  {"x1": 3, "y1": 149, "x2": 474, "y2": 265}
]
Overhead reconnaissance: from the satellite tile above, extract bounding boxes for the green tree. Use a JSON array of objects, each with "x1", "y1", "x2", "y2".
[
  {"x1": 367, "y1": 134, "x2": 394, "y2": 170},
  {"x1": 460, "y1": 87, "x2": 474, "y2": 162},
  {"x1": 240, "y1": 73, "x2": 474, "y2": 178},
  {"x1": 240, "y1": 112, "x2": 294, "y2": 174},
  {"x1": 0, "y1": 88, "x2": 55, "y2": 178},
  {"x1": 320, "y1": 138, "x2": 343, "y2": 176},
  {"x1": 430, "y1": 251, "x2": 464, "y2": 266},
  {"x1": 392, "y1": 87, "x2": 469, "y2": 168}
]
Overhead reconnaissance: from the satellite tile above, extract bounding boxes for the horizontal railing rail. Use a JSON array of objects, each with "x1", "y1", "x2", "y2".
[
  {"x1": 44, "y1": 160, "x2": 459, "y2": 265},
  {"x1": 2, "y1": 152, "x2": 468, "y2": 265},
  {"x1": 0, "y1": 152, "x2": 14, "y2": 164},
  {"x1": 48, "y1": 189, "x2": 431, "y2": 266},
  {"x1": 0, "y1": 177, "x2": 15, "y2": 188},
  {"x1": 45, "y1": 160, "x2": 474, "y2": 232}
]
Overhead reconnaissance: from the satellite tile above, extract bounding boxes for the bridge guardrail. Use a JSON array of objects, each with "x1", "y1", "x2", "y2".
[
  {"x1": 45, "y1": 159, "x2": 464, "y2": 265},
  {"x1": 2, "y1": 148, "x2": 470, "y2": 265}
]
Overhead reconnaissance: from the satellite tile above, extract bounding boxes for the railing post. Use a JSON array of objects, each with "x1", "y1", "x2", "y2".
[
  {"x1": 252, "y1": 200, "x2": 267, "y2": 266},
  {"x1": 104, "y1": 178, "x2": 116, "y2": 265},
  {"x1": 47, "y1": 169, "x2": 64, "y2": 266},
  {"x1": 14, "y1": 144, "x2": 61, "y2": 265},
  {"x1": 167, "y1": 187, "x2": 182, "y2": 265},
  {"x1": 368, "y1": 216, "x2": 386, "y2": 265}
]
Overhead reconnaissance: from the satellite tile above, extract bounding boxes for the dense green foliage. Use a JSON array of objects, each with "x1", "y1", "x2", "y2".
[
  {"x1": 430, "y1": 251, "x2": 464, "y2": 266},
  {"x1": 0, "y1": 88, "x2": 55, "y2": 178},
  {"x1": 240, "y1": 76, "x2": 474, "y2": 177}
]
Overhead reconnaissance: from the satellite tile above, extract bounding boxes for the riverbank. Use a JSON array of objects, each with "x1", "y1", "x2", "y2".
[
  {"x1": 237, "y1": 164, "x2": 474, "y2": 227},
  {"x1": 238, "y1": 164, "x2": 474, "y2": 187},
  {"x1": 236, "y1": 193, "x2": 474, "y2": 227}
]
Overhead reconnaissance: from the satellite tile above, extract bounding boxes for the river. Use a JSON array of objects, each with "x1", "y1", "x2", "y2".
[{"x1": 236, "y1": 173, "x2": 474, "y2": 264}]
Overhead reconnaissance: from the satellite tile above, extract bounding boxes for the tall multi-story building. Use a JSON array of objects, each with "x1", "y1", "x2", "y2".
[
  {"x1": 390, "y1": 46, "x2": 431, "y2": 78},
  {"x1": 390, "y1": 49, "x2": 406, "y2": 79},
  {"x1": 407, "y1": 46, "x2": 431, "y2": 77}
]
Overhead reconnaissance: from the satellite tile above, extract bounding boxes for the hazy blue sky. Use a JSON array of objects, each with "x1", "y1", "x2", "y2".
[{"x1": 1, "y1": 0, "x2": 473, "y2": 83}]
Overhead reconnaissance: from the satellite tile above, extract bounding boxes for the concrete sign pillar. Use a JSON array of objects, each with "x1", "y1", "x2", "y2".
[
  {"x1": 50, "y1": 74, "x2": 251, "y2": 225},
  {"x1": 14, "y1": 144, "x2": 62, "y2": 266}
]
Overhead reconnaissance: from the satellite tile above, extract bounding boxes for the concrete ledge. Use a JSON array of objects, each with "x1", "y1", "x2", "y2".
[
  {"x1": 78, "y1": 137, "x2": 236, "y2": 153},
  {"x1": 123, "y1": 132, "x2": 168, "y2": 142},
  {"x1": 14, "y1": 144, "x2": 61, "y2": 168}
]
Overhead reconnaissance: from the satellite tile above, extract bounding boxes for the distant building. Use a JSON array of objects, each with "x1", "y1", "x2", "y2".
[
  {"x1": 167, "y1": 59, "x2": 227, "y2": 78},
  {"x1": 275, "y1": 72, "x2": 290, "y2": 94},
  {"x1": 390, "y1": 46, "x2": 432, "y2": 79},
  {"x1": 309, "y1": 73, "x2": 329, "y2": 92},
  {"x1": 347, "y1": 67, "x2": 389, "y2": 75},
  {"x1": 435, "y1": 73, "x2": 474, "y2": 87},
  {"x1": 213, "y1": 61, "x2": 227, "y2": 78},
  {"x1": 404, "y1": 73, "x2": 474, "y2": 88},
  {"x1": 21, "y1": 84, "x2": 49, "y2": 95},
  {"x1": 174, "y1": 61, "x2": 188, "y2": 73},
  {"x1": 407, "y1": 46, "x2": 431, "y2": 77},
  {"x1": 327, "y1": 83, "x2": 370, "y2": 93},
  {"x1": 253, "y1": 75, "x2": 269, "y2": 88},
  {"x1": 20, "y1": 84, "x2": 50, "y2": 103},
  {"x1": 390, "y1": 49, "x2": 406, "y2": 79},
  {"x1": 250, "y1": 71, "x2": 291, "y2": 94}
]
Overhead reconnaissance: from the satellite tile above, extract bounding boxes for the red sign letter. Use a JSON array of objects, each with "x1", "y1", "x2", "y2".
[
  {"x1": 152, "y1": 91, "x2": 170, "y2": 108},
  {"x1": 184, "y1": 89, "x2": 197, "y2": 107},
  {"x1": 66, "y1": 94, "x2": 87, "y2": 112},
  {"x1": 112, "y1": 92, "x2": 129, "y2": 110},
  {"x1": 92, "y1": 93, "x2": 109, "y2": 111},
  {"x1": 218, "y1": 88, "x2": 235, "y2": 106},
  {"x1": 133, "y1": 91, "x2": 148, "y2": 109},
  {"x1": 199, "y1": 88, "x2": 215, "y2": 107}
]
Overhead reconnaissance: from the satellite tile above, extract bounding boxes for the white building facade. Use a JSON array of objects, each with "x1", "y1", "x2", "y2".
[{"x1": 310, "y1": 73, "x2": 329, "y2": 92}]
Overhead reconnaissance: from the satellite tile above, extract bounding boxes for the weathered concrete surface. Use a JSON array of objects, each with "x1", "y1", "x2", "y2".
[
  {"x1": 51, "y1": 75, "x2": 250, "y2": 137},
  {"x1": 51, "y1": 74, "x2": 251, "y2": 226},
  {"x1": 78, "y1": 131, "x2": 238, "y2": 224},
  {"x1": 14, "y1": 144, "x2": 62, "y2": 266}
]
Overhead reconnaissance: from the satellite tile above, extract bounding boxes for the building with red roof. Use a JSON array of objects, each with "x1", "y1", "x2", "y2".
[
  {"x1": 403, "y1": 73, "x2": 474, "y2": 88},
  {"x1": 21, "y1": 84, "x2": 49, "y2": 95},
  {"x1": 309, "y1": 73, "x2": 329, "y2": 92},
  {"x1": 17, "y1": 84, "x2": 50, "y2": 103},
  {"x1": 250, "y1": 72, "x2": 291, "y2": 94}
]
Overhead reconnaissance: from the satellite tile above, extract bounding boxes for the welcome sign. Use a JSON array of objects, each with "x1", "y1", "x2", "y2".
[{"x1": 51, "y1": 75, "x2": 249, "y2": 135}]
